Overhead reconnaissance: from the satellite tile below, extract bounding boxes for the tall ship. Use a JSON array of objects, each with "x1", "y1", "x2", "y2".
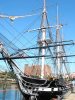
[{"x1": 0, "y1": 0, "x2": 74, "y2": 100}]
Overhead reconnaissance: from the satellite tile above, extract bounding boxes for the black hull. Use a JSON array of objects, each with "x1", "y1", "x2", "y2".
[
  {"x1": 17, "y1": 75, "x2": 65, "y2": 100},
  {"x1": 21, "y1": 90, "x2": 63, "y2": 100}
]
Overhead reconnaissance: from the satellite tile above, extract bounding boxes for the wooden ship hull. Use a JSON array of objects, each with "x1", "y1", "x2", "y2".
[{"x1": 17, "y1": 74, "x2": 65, "y2": 100}]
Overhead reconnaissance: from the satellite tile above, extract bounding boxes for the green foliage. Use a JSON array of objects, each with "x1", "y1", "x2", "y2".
[
  {"x1": 7, "y1": 71, "x2": 16, "y2": 79},
  {"x1": 0, "y1": 71, "x2": 16, "y2": 79}
]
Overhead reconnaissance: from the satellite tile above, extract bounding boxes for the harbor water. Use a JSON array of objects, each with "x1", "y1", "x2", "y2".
[{"x1": 0, "y1": 85, "x2": 23, "y2": 100}]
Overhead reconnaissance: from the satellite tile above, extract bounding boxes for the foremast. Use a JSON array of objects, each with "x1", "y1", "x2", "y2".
[{"x1": 39, "y1": 0, "x2": 52, "y2": 78}]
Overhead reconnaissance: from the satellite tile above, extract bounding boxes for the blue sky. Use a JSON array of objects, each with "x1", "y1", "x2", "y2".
[{"x1": 0, "y1": 0, "x2": 75, "y2": 73}]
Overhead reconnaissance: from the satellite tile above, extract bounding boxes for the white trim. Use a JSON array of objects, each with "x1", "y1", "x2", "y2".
[
  {"x1": 53, "y1": 88, "x2": 58, "y2": 91},
  {"x1": 36, "y1": 87, "x2": 59, "y2": 92},
  {"x1": 37, "y1": 87, "x2": 52, "y2": 92}
]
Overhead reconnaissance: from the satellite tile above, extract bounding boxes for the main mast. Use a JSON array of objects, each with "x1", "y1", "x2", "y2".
[
  {"x1": 56, "y1": 5, "x2": 61, "y2": 76},
  {"x1": 41, "y1": 0, "x2": 47, "y2": 78},
  {"x1": 56, "y1": 5, "x2": 66, "y2": 77}
]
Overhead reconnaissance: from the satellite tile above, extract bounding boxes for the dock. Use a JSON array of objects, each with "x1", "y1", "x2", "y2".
[{"x1": 63, "y1": 91, "x2": 75, "y2": 100}]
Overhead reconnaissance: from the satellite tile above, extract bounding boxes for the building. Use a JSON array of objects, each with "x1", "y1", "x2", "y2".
[
  {"x1": 24, "y1": 64, "x2": 52, "y2": 78},
  {"x1": 70, "y1": 72, "x2": 75, "y2": 79}
]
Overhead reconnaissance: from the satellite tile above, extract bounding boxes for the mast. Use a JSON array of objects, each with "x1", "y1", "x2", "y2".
[
  {"x1": 56, "y1": 5, "x2": 66, "y2": 77},
  {"x1": 56, "y1": 5, "x2": 61, "y2": 76},
  {"x1": 41, "y1": 0, "x2": 46, "y2": 78}
]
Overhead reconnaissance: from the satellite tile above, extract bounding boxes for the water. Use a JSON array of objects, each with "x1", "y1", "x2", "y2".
[{"x1": 0, "y1": 85, "x2": 23, "y2": 100}]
